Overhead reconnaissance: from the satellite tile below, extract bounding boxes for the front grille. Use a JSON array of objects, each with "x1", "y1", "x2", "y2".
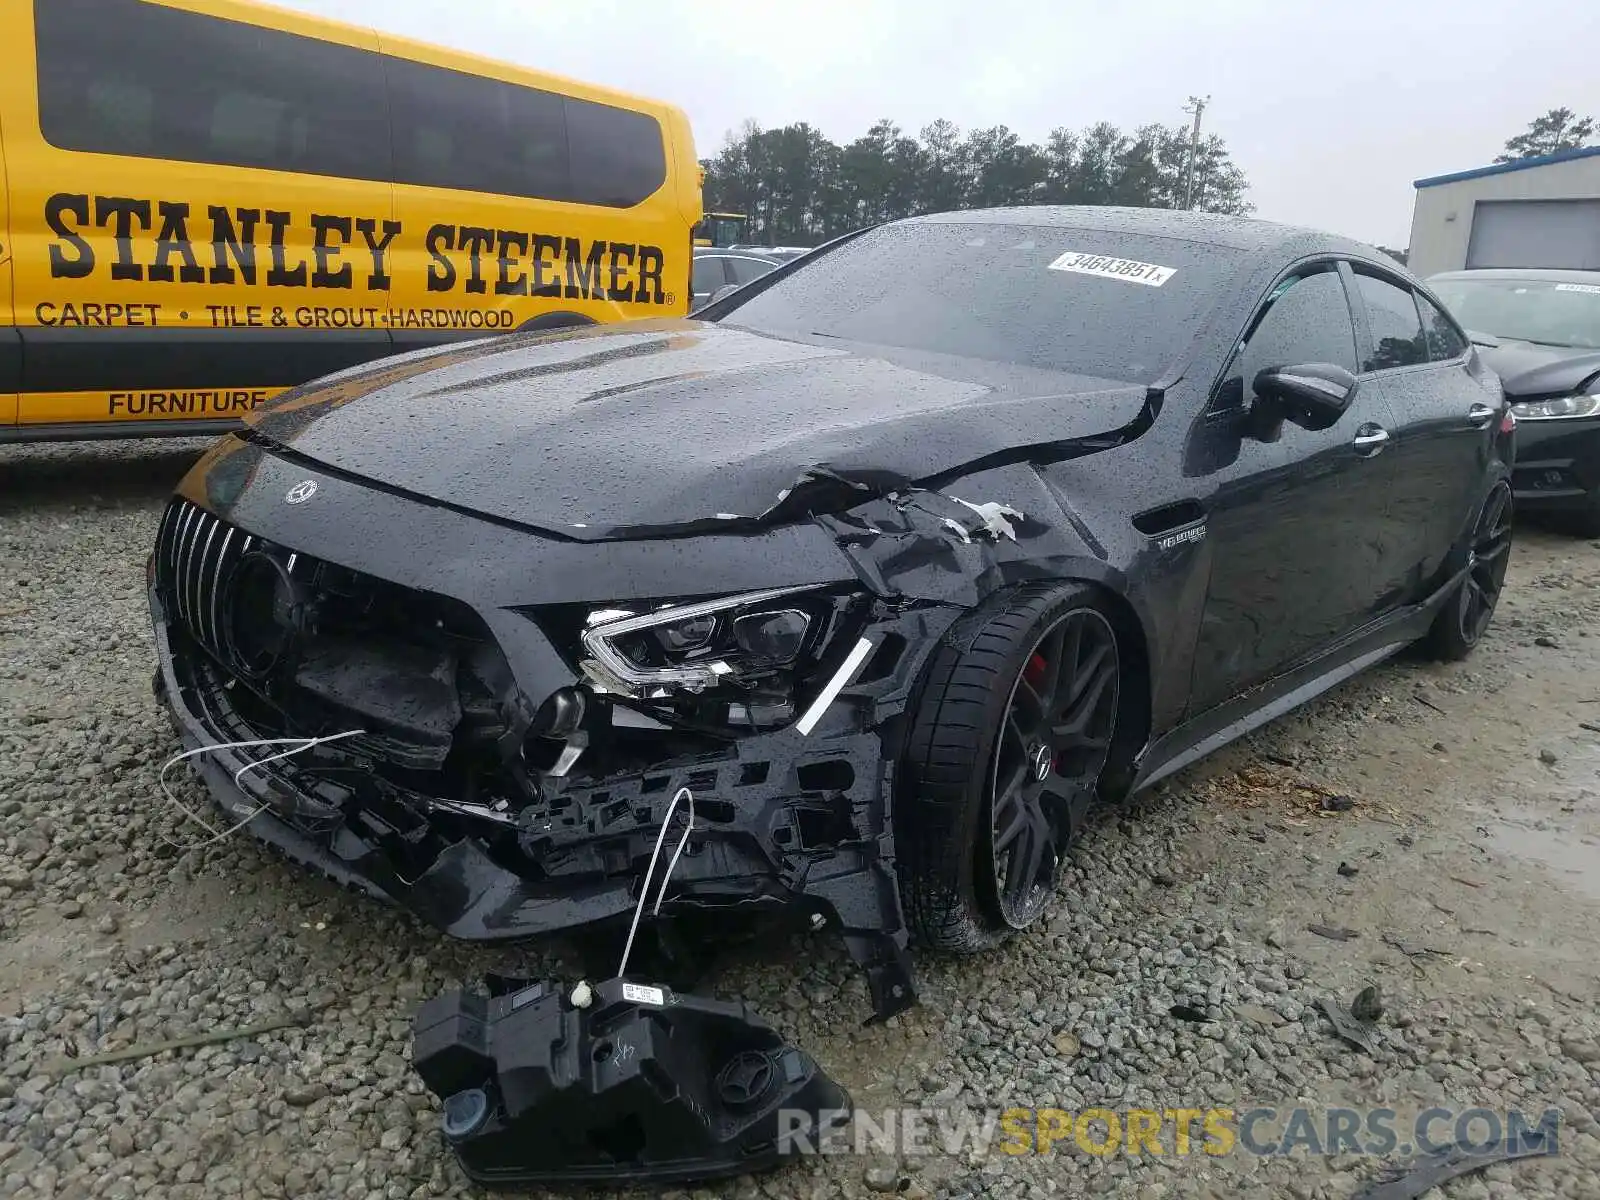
[
  {"x1": 155, "y1": 498, "x2": 256, "y2": 663},
  {"x1": 154, "y1": 497, "x2": 513, "y2": 776}
]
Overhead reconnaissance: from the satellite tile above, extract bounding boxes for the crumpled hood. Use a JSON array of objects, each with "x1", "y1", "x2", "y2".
[
  {"x1": 1475, "y1": 339, "x2": 1600, "y2": 398},
  {"x1": 245, "y1": 320, "x2": 1152, "y2": 540}
]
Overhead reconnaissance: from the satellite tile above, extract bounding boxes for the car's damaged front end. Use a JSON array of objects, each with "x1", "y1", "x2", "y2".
[
  {"x1": 147, "y1": 317, "x2": 1161, "y2": 1020},
  {"x1": 163, "y1": 446, "x2": 1096, "y2": 1022}
]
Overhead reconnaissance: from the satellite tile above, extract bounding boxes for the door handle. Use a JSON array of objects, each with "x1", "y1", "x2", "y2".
[
  {"x1": 1466, "y1": 402, "x2": 1497, "y2": 428},
  {"x1": 1352, "y1": 424, "x2": 1390, "y2": 457}
]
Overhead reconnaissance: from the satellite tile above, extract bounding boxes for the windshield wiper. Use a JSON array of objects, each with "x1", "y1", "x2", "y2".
[{"x1": 1502, "y1": 335, "x2": 1583, "y2": 349}]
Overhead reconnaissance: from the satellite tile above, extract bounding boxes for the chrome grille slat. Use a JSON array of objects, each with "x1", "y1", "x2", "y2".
[
  {"x1": 183, "y1": 509, "x2": 210, "y2": 636},
  {"x1": 165, "y1": 502, "x2": 186, "y2": 583},
  {"x1": 193, "y1": 517, "x2": 220, "y2": 647},
  {"x1": 194, "y1": 521, "x2": 220, "y2": 649},
  {"x1": 166, "y1": 503, "x2": 188, "y2": 594},
  {"x1": 174, "y1": 505, "x2": 200, "y2": 624},
  {"x1": 208, "y1": 526, "x2": 236, "y2": 653},
  {"x1": 155, "y1": 503, "x2": 180, "y2": 583}
]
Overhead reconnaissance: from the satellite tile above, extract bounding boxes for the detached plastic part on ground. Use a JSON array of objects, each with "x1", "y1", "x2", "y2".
[
  {"x1": 1351, "y1": 1135, "x2": 1556, "y2": 1200},
  {"x1": 410, "y1": 975, "x2": 852, "y2": 1187}
]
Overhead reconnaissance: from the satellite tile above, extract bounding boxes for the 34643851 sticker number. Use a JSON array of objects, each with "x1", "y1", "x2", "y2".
[{"x1": 1048, "y1": 251, "x2": 1177, "y2": 288}]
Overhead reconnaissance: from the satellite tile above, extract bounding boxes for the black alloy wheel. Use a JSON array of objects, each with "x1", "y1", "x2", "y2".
[
  {"x1": 897, "y1": 583, "x2": 1126, "y2": 952},
  {"x1": 986, "y1": 610, "x2": 1120, "y2": 927},
  {"x1": 1428, "y1": 481, "x2": 1513, "y2": 661},
  {"x1": 1458, "y1": 482, "x2": 1513, "y2": 646}
]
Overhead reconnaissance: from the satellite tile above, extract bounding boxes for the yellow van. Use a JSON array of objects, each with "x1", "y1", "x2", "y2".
[{"x1": 0, "y1": 0, "x2": 703, "y2": 442}]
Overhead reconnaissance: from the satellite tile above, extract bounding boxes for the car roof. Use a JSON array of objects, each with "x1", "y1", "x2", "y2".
[
  {"x1": 1428, "y1": 267, "x2": 1600, "y2": 284},
  {"x1": 903, "y1": 205, "x2": 1375, "y2": 258},
  {"x1": 694, "y1": 248, "x2": 780, "y2": 262}
]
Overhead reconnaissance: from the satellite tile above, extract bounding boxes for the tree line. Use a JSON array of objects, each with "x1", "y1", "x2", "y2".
[
  {"x1": 1495, "y1": 107, "x2": 1595, "y2": 164},
  {"x1": 700, "y1": 117, "x2": 1253, "y2": 246}
]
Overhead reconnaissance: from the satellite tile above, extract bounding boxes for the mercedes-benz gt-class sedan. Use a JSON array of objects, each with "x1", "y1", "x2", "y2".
[{"x1": 149, "y1": 207, "x2": 1515, "y2": 1019}]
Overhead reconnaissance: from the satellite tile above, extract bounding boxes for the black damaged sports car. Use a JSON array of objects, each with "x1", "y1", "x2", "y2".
[{"x1": 149, "y1": 207, "x2": 1515, "y2": 1019}]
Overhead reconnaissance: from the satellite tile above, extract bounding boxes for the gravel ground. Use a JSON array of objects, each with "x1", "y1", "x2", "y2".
[{"x1": 2, "y1": 436, "x2": 1599, "y2": 1200}]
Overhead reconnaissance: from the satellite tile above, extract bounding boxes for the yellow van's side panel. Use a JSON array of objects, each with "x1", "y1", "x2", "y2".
[
  {"x1": 1, "y1": 0, "x2": 701, "y2": 441},
  {"x1": 0, "y1": 102, "x2": 18, "y2": 428}
]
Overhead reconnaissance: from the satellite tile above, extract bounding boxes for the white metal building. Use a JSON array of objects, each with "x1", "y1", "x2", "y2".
[{"x1": 1407, "y1": 145, "x2": 1600, "y2": 278}]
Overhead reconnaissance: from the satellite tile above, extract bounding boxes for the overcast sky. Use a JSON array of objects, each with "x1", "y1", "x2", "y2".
[{"x1": 281, "y1": 0, "x2": 1597, "y2": 248}]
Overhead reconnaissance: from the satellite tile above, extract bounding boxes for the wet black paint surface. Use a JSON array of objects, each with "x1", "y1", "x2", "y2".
[{"x1": 246, "y1": 320, "x2": 1148, "y2": 539}]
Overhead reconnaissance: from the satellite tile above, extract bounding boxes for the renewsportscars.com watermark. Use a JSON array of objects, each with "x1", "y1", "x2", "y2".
[{"x1": 776, "y1": 1105, "x2": 1563, "y2": 1159}]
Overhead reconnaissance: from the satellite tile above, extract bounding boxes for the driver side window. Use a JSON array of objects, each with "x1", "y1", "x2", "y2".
[{"x1": 1214, "y1": 268, "x2": 1359, "y2": 410}]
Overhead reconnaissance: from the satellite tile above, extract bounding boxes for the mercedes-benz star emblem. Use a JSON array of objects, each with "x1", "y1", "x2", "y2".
[{"x1": 284, "y1": 479, "x2": 318, "y2": 504}]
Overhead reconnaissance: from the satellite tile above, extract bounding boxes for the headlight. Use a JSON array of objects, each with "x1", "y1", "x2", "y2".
[
  {"x1": 580, "y1": 586, "x2": 828, "y2": 696},
  {"x1": 1510, "y1": 393, "x2": 1600, "y2": 420}
]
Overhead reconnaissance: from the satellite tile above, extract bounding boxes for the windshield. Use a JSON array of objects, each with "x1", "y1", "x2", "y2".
[
  {"x1": 1430, "y1": 277, "x2": 1600, "y2": 350},
  {"x1": 715, "y1": 221, "x2": 1247, "y2": 383}
]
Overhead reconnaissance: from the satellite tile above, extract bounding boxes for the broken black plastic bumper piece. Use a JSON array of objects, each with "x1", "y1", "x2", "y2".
[{"x1": 410, "y1": 976, "x2": 852, "y2": 1186}]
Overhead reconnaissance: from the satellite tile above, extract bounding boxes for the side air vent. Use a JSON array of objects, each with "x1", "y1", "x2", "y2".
[{"x1": 1132, "y1": 499, "x2": 1205, "y2": 538}]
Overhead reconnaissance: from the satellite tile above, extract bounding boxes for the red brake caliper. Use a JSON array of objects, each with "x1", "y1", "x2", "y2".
[
  {"x1": 1023, "y1": 653, "x2": 1057, "y2": 772},
  {"x1": 1024, "y1": 653, "x2": 1047, "y2": 688}
]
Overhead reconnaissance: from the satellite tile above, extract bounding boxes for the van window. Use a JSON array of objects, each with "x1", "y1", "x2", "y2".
[
  {"x1": 387, "y1": 58, "x2": 572, "y2": 201},
  {"x1": 84, "y1": 78, "x2": 154, "y2": 154},
  {"x1": 35, "y1": 0, "x2": 668, "y2": 207},
  {"x1": 35, "y1": 0, "x2": 390, "y2": 180},
  {"x1": 386, "y1": 57, "x2": 667, "y2": 207},
  {"x1": 565, "y1": 95, "x2": 669, "y2": 207}
]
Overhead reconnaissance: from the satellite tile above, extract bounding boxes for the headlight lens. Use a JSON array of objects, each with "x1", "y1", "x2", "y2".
[
  {"x1": 580, "y1": 586, "x2": 826, "y2": 695},
  {"x1": 1510, "y1": 393, "x2": 1600, "y2": 420}
]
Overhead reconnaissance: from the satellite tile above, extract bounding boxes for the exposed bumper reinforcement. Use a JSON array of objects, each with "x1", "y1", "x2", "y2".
[{"x1": 150, "y1": 587, "x2": 920, "y2": 1021}]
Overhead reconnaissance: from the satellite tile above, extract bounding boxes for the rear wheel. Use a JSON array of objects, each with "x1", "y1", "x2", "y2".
[
  {"x1": 897, "y1": 584, "x2": 1122, "y2": 952},
  {"x1": 1427, "y1": 481, "x2": 1513, "y2": 661}
]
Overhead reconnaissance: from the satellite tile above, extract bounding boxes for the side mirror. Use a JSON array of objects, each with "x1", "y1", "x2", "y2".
[{"x1": 1251, "y1": 362, "x2": 1358, "y2": 434}]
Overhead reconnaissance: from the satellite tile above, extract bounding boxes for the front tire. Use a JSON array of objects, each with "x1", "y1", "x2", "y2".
[
  {"x1": 896, "y1": 583, "x2": 1122, "y2": 953},
  {"x1": 1427, "y1": 480, "x2": 1513, "y2": 662}
]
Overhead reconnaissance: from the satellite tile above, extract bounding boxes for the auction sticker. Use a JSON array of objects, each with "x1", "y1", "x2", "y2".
[{"x1": 1048, "y1": 251, "x2": 1176, "y2": 287}]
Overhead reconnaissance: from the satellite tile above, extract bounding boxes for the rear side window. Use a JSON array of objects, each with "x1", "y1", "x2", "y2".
[
  {"x1": 387, "y1": 58, "x2": 666, "y2": 207},
  {"x1": 1217, "y1": 268, "x2": 1358, "y2": 407},
  {"x1": 727, "y1": 257, "x2": 775, "y2": 285},
  {"x1": 1354, "y1": 273, "x2": 1429, "y2": 371},
  {"x1": 35, "y1": 0, "x2": 390, "y2": 180},
  {"x1": 691, "y1": 257, "x2": 729, "y2": 296},
  {"x1": 1416, "y1": 293, "x2": 1469, "y2": 361}
]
